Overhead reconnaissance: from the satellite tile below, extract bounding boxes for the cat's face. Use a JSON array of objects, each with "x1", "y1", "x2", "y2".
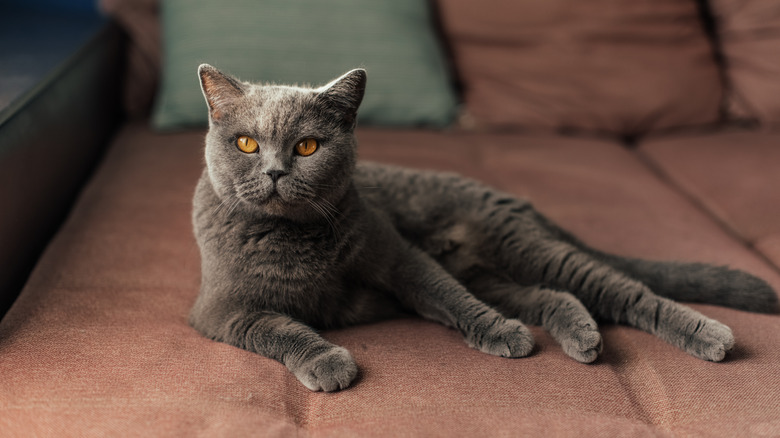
[{"x1": 198, "y1": 64, "x2": 366, "y2": 221}]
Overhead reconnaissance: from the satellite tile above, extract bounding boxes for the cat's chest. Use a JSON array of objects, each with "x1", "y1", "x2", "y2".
[{"x1": 230, "y1": 221, "x2": 345, "y2": 287}]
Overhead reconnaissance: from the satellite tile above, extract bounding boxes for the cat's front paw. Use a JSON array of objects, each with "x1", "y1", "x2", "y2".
[
  {"x1": 682, "y1": 318, "x2": 735, "y2": 362},
  {"x1": 291, "y1": 346, "x2": 358, "y2": 392},
  {"x1": 467, "y1": 317, "x2": 534, "y2": 358}
]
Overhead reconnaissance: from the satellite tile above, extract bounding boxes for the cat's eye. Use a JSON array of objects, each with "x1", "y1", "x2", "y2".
[
  {"x1": 236, "y1": 136, "x2": 259, "y2": 154},
  {"x1": 295, "y1": 138, "x2": 318, "y2": 156}
]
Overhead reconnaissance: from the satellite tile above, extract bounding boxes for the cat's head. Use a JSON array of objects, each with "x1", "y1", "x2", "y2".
[{"x1": 198, "y1": 64, "x2": 366, "y2": 221}]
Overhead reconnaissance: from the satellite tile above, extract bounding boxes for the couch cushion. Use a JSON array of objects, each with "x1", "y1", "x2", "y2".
[
  {"x1": 436, "y1": 0, "x2": 723, "y2": 136},
  {"x1": 639, "y1": 131, "x2": 780, "y2": 269},
  {"x1": 1, "y1": 122, "x2": 778, "y2": 436},
  {"x1": 710, "y1": 0, "x2": 780, "y2": 125},
  {"x1": 151, "y1": 0, "x2": 458, "y2": 130}
]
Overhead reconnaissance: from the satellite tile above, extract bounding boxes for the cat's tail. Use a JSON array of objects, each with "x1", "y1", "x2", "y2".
[
  {"x1": 531, "y1": 211, "x2": 780, "y2": 313},
  {"x1": 591, "y1": 252, "x2": 780, "y2": 314}
]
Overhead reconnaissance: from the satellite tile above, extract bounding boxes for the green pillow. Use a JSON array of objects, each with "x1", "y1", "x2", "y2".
[{"x1": 152, "y1": 0, "x2": 459, "y2": 130}]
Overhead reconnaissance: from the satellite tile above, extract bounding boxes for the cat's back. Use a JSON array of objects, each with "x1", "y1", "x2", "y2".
[
  {"x1": 354, "y1": 162, "x2": 505, "y2": 229},
  {"x1": 355, "y1": 162, "x2": 469, "y2": 209}
]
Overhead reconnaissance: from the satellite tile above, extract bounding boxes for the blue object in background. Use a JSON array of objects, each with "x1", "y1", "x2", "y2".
[
  {"x1": 0, "y1": 0, "x2": 104, "y2": 114},
  {"x1": 0, "y1": 0, "x2": 98, "y2": 14}
]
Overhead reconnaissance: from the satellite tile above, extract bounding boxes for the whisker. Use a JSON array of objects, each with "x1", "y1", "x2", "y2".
[
  {"x1": 318, "y1": 198, "x2": 344, "y2": 220},
  {"x1": 315, "y1": 196, "x2": 354, "y2": 254},
  {"x1": 307, "y1": 182, "x2": 345, "y2": 188},
  {"x1": 306, "y1": 199, "x2": 341, "y2": 241},
  {"x1": 225, "y1": 197, "x2": 243, "y2": 217},
  {"x1": 213, "y1": 197, "x2": 235, "y2": 216}
]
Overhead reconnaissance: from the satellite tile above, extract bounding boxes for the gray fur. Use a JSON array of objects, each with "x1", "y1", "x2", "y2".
[{"x1": 191, "y1": 65, "x2": 780, "y2": 392}]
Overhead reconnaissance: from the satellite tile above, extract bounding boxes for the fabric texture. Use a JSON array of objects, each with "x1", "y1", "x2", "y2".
[
  {"x1": 151, "y1": 0, "x2": 458, "y2": 130},
  {"x1": 710, "y1": 0, "x2": 780, "y2": 125},
  {"x1": 640, "y1": 131, "x2": 780, "y2": 270},
  {"x1": 1, "y1": 122, "x2": 779, "y2": 436},
  {"x1": 436, "y1": 0, "x2": 724, "y2": 136}
]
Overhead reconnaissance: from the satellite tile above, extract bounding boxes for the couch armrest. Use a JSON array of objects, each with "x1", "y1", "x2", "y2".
[{"x1": 0, "y1": 10, "x2": 125, "y2": 316}]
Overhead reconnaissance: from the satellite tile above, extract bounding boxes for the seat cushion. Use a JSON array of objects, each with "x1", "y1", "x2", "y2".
[
  {"x1": 1, "y1": 122, "x2": 779, "y2": 436},
  {"x1": 639, "y1": 130, "x2": 780, "y2": 269},
  {"x1": 710, "y1": 0, "x2": 780, "y2": 125},
  {"x1": 435, "y1": 0, "x2": 722, "y2": 135}
]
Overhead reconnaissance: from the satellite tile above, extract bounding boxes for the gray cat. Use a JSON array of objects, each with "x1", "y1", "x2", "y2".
[{"x1": 190, "y1": 64, "x2": 779, "y2": 392}]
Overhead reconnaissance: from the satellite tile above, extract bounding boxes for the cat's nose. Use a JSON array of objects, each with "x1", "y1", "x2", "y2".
[{"x1": 265, "y1": 169, "x2": 288, "y2": 183}]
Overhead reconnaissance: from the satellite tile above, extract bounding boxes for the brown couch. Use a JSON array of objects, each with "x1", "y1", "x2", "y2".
[{"x1": 2, "y1": 0, "x2": 780, "y2": 436}]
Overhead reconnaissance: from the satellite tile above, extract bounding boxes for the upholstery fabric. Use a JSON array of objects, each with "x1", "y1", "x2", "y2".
[
  {"x1": 1, "y1": 123, "x2": 778, "y2": 436},
  {"x1": 98, "y1": 0, "x2": 160, "y2": 118},
  {"x1": 710, "y1": 0, "x2": 780, "y2": 125},
  {"x1": 640, "y1": 131, "x2": 780, "y2": 269},
  {"x1": 151, "y1": 0, "x2": 458, "y2": 130},
  {"x1": 436, "y1": 0, "x2": 723, "y2": 136}
]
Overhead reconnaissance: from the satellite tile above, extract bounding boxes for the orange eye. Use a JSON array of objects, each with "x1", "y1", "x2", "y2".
[
  {"x1": 295, "y1": 138, "x2": 318, "y2": 156},
  {"x1": 236, "y1": 136, "x2": 259, "y2": 154}
]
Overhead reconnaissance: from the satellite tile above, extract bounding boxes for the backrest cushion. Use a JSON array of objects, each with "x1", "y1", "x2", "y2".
[
  {"x1": 151, "y1": 0, "x2": 459, "y2": 130},
  {"x1": 711, "y1": 0, "x2": 780, "y2": 126},
  {"x1": 437, "y1": 0, "x2": 724, "y2": 136},
  {"x1": 99, "y1": 0, "x2": 160, "y2": 118}
]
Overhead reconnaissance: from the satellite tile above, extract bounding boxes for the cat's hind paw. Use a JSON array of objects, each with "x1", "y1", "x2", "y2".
[
  {"x1": 467, "y1": 318, "x2": 535, "y2": 358},
  {"x1": 559, "y1": 323, "x2": 603, "y2": 363},
  {"x1": 682, "y1": 318, "x2": 735, "y2": 362},
  {"x1": 292, "y1": 346, "x2": 358, "y2": 392}
]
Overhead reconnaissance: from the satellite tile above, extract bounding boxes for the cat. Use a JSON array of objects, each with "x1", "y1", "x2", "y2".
[{"x1": 190, "y1": 64, "x2": 779, "y2": 392}]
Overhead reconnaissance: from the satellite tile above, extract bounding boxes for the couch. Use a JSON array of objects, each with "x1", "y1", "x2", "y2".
[{"x1": 1, "y1": 0, "x2": 779, "y2": 436}]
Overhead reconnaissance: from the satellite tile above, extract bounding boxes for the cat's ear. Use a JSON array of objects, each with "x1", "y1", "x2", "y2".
[
  {"x1": 198, "y1": 64, "x2": 246, "y2": 121},
  {"x1": 317, "y1": 69, "x2": 367, "y2": 126}
]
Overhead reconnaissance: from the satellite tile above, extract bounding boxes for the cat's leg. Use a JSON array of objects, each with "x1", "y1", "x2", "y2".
[
  {"x1": 466, "y1": 274, "x2": 602, "y2": 363},
  {"x1": 499, "y1": 240, "x2": 735, "y2": 361},
  {"x1": 392, "y1": 245, "x2": 535, "y2": 358},
  {"x1": 190, "y1": 309, "x2": 357, "y2": 392},
  {"x1": 443, "y1": 183, "x2": 776, "y2": 313}
]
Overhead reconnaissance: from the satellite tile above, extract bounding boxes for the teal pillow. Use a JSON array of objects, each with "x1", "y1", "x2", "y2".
[{"x1": 152, "y1": 0, "x2": 459, "y2": 130}]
